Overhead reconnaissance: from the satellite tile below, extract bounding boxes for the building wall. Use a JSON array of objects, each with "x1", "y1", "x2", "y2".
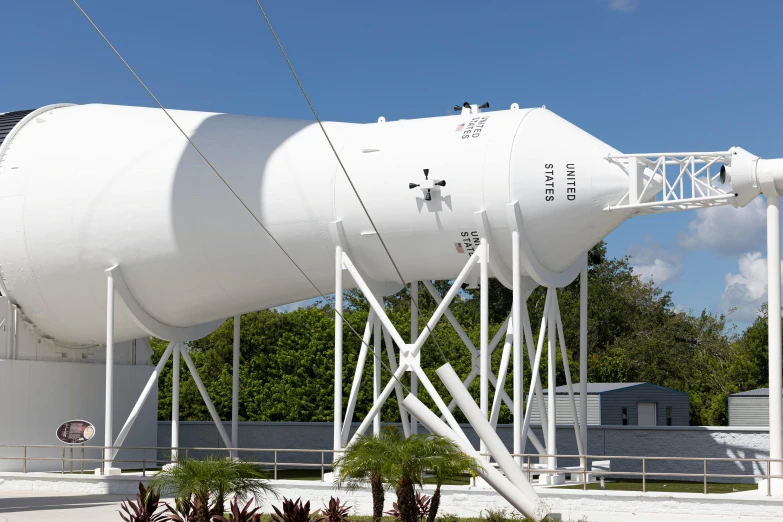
[
  {"x1": 158, "y1": 422, "x2": 770, "y2": 483},
  {"x1": 599, "y1": 384, "x2": 689, "y2": 426},
  {"x1": 0, "y1": 359, "x2": 158, "y2": 472},
  {"x1": 728, "y1": 396, "x2": 783, "y2": 427},
  {"x1": 527, "y1": 395, "x2": 600, "y2": 425}
]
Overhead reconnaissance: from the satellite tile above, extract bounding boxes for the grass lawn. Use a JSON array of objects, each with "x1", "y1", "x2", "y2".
[{"x1": 558, "y1": 478, "x2": 758, "y2": 494}]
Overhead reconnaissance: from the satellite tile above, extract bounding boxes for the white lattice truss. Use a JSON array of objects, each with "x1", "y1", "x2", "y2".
[{"x1": 604, "y1": 151, "x2": 735, "y2": 214}]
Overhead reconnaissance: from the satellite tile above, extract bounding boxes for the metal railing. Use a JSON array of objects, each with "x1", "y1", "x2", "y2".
[{"x1": 1, "y1": 444, "x2": 782, "y2": 496}]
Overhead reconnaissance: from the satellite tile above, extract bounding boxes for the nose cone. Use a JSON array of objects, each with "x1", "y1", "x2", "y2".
[{"x1": 510, "y1": 108, "x2": 633, "y2": 273}]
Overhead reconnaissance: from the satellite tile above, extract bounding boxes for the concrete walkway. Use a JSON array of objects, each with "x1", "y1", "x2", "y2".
[{"x1": 0, "y1": 490, "x2": 780, "y2": 522}]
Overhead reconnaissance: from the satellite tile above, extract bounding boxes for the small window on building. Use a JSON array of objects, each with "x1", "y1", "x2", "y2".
[
  {"x1": 622, "y1": 407, "x2": 628, "y2": 425},
  {"x1": 666, "y1": 406, "x2": 673, "y2": 426}
]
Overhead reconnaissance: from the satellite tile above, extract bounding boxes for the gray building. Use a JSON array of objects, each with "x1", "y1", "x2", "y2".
[
  {"x1": 728, "y1": 388, "x2": 783, "y2": 427},
  {"x1": 528, "y1": 383, "x2": 689, "y2": 426}
]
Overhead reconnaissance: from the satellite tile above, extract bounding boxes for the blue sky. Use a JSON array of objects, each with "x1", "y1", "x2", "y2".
[{"x1": 3, "y1": 0, "x2": 782, "y2": 328}]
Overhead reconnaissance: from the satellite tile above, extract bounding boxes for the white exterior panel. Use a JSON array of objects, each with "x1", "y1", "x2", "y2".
[{"x1": 0, "y1": 104, "x2": 633, "y2": 345}]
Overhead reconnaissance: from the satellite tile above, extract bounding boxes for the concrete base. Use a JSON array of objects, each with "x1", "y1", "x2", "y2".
[
  {"x1": 758, "y1": 478, "x2": 783, "y2": 496},
  {"x1": 2, "y1": 474, "x2": 783, "y2": 517},
  {"x1": 538, "y1": 473, "x2": 565, "y2": 485},
  {"x1": 93, "y1": 467, "x2": 121, "y2": 476}
]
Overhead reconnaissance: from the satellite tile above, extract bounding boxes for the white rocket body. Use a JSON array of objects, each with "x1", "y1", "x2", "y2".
[{"x1": 0, "y1": 104, "x2": 634, "y2": 345}]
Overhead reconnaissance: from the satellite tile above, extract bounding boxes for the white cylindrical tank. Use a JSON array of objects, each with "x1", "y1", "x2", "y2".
[{"x1": 0, "y1": 104, "x2": 632, "y2": 345}]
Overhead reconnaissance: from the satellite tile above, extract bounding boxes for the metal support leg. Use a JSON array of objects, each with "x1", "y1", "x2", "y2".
[
  {"x1": 547, "y1": 295, "x2": 557, "y2": 473},
  {"x1": 232, "y1": 315, "x2": 240, "y2": 458},
  {"x1": 113, "y1": 342, "x2": 176, "y2": 456},
  {"x1": 104, "y1": 270, "x2": 115, "y2": 471},
  {"x1": 172, "y1": 342, "x2": 180, "y2": 461},
  {"x1": 580, "y1": 262, "x2": 588, "y2": 471},
  {"x1": 768, "y1": 196, "x2": 782, "y2": 483},
  {"x1": 410, "y1": 280, "x2": 419, "y2": 435},
  {"x1": 512, "y1": 230, "x2": 522, "y2": 465},
  {"x1": 334, "y1": 245, "x2": 344, "y2": 455},
  {"x1": 341, "y1": 312, "x2": 375, "y2": 444},
  {"x1": 480, "y1": 240, "x2": 489, "y2": 458},
  {"x1": 181, "y1": 348, "x2": 232, "y2": 449},
  {"x1": 373, "y1": 314, "x2": 382, "y2": 435}
]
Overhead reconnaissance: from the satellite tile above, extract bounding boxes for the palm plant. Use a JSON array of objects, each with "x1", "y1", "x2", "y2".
[
  {"x1": 333, "y1": 430, "x2": 395, "y2": 522},
  {"x1": 421, "y1": 437, "x2": 479, "y2": 522},
  {"x1": 150, "y1": 456, "x2": 275, "y2": 522}
]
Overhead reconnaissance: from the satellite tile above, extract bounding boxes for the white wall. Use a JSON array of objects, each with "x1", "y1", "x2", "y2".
[{"x1": 0, "y1": 359, "x2": 157, "y2": 472}]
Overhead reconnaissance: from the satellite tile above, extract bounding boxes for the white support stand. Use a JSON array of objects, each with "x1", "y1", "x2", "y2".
[
  {"x1": 410, "y1": 281, "x2": 419, "y2": 435},
  {"x1": 579, "y1": 260, "x2": 589, "y2": 469},
  {"x1": 103, "y1": 269, "x2": 118, "y2": 475},
  {"x1": 580, "y1": 262, "x2": 589, "y2": 472},
  {"x1": 99, "y1": 265, "x2": 227, "y2": 474},
  {"x1": 479, "y1": 240, "x2": 490, "y2": 459},
  {"x1": 232, "y1": 315, "x2": 240, "y2": 459},
  {"x1": 768, "y1": 195, "x2": 783, "y2": 492},
  {"x1": 334, "y1": 244, "x2": 344, "y2": 456},
  {"x1": 373, "y1": 314, "x2": 382, "y2": 435},
  {"x1": 172, "y1": 342, "x2": 180, "y2": 461}
]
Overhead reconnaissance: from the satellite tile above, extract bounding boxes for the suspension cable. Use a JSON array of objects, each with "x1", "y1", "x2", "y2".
[
  {"x1": 252, "y1": 1, "x2": 450, "y2": 364},
  {"x1": 70, "y1": 0, "x2": 410, "y2": 395}
]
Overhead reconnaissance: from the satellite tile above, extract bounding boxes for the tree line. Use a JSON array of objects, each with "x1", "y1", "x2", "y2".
[{"x1": 151, "y1": 242, "x2": 775, "y2": 426}]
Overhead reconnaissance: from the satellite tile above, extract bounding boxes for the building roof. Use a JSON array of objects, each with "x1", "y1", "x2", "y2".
[
  {"x1": 730, "y1": 388, "x2": 783, "y2": 397},
  {"x1": 542, "y1": 382, "x2": 687, "y2": 395}
]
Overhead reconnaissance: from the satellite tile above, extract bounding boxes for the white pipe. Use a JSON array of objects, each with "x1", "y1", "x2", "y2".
[
  {"x1": 5, "y1": 300, "x2": 10, "y2": 359},
  {"x1": 113, "y1": 341, "x2": 175, "y2": 454},
  {"x1": 768, "y1": 196, "x2": 782, "y2": 480},
  {"x1": 520, "y1": 289, "x2": 551, "y2": 454},
  {"x1": 488, "y1": 315, "x2": 511, "y2": 355},
  {"x1": 436, "y1": 363, "x2": 541, "y2": 506},
  {"x1": 401, "y1": 393, "x2": 542, "y2": 521},
  {"x1": 104, "y1": 270, "x2": 115, "y2": 469},
  {"x1": 232, "y1": 315, "x2": 240, "y2": 458},
  {"x1": 373, "y1": 314, "x2": 382, "y2": 435},
  {"x1": 411, "y1": 252, "x2": 481, "y2": 353},
  {"x1": 480, "y1": 241, "x2": 489, "y2": 458},
  {"x1": 350, "y1": 364, "x2": 407, "y2": 444},
  {"x1": 181, "y1": 347, "x2": 233, "y2": 449},
  {"x1": 342, "y1": 254, "x2": 407, "y2": 348},
  {"x1": 341, "y1": 311, "x2": 374, "y2": 444},
  {"x1": 547, "y1": 294, "x2": 557, "y2": 471},
  {"x1": 446, "y1": 368, "x2": 477, "y2": 413},
  {"x1": 11, "y1": 306, "x2": 16, "y2": 360},
  {"x1": 413, "y1": 364, "x2": 471, "y2": 445},
  {"x1": 490, "y1": 321, "x2": 513, "y2": 427},
  {"x1": 580, "y1": 262, "x2": 588, "y2": 468},
  {"x1": 383, "y1": 325, "x2": 411, "y2": 437},
  {"x1": 553, "y1": 293, "x2": 585, "y2": 457},
  {"x1": 410, "y1": 281, "x2": 419, "y2": 435},
  {"x1": 423, "y1": 280, "x2": 478, "y2": 357},
  {"x1": 522, "y1": 300, "x2": 549, "y2": 443},
  {"x1": 334, "y1": 245, "x2": 344, "y2": 454},
  {"x1": 512, "y1": 230, "x2": 522, "y2": 465},
  {"x1": 172, "y1": 342, "x2": 180, "y2": 460}
]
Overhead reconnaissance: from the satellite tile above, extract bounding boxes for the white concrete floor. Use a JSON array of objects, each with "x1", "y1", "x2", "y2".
[{"x1": 0, "y1": 490, "x2": 780, "y2": 522}]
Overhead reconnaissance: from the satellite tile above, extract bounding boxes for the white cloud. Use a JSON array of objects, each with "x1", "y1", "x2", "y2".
[
  {"x1": 721, "y1": 252, "x2": 783, "y2": 322},
  {"x1": 608, "y1": 0, "x2": 639, "y2": 12},
  {"x1": 679, "y1": 198, "x2": 766, "y2": 256},
  {"x1": 626, "y1": 241, "x2": 683, "y2": 284}
]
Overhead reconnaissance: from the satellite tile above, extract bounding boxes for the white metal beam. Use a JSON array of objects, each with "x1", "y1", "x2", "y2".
[{"x1": 181, "y1": 347, "x2": 232, "y2": 449}]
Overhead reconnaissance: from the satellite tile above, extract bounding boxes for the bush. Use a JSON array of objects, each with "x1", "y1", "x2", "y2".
[{"x1": 118, "y1": 482, "x2": 166, "y2": 522}]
